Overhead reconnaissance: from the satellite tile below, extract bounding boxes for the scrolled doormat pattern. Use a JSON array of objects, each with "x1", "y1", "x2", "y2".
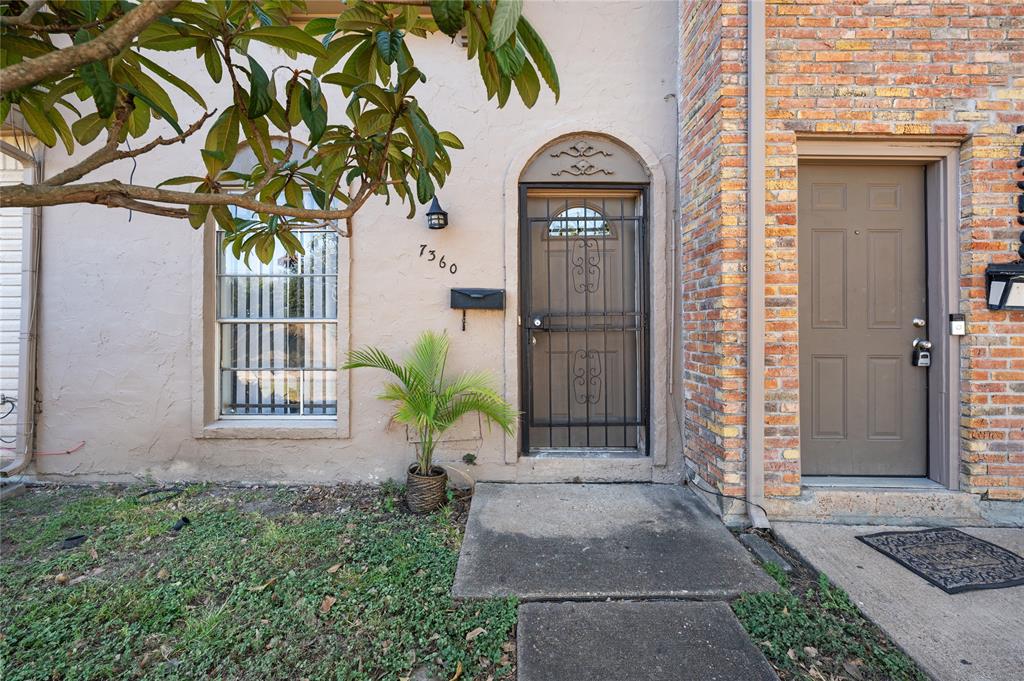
[{"x1": 857, "y1": 527, "x2": 1024, "y2": 594}]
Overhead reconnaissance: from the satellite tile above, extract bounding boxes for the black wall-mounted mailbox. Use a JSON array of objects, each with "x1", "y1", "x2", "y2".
[{"x1": 450, "y1": 288, "x2": 505, "y2": 310}]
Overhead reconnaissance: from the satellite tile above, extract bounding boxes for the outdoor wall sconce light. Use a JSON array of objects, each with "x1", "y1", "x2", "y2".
[
  {"x1": 986, "y1": 259, "x2": 1024, "y2": 310},
  {"x1": 991, "y1": 129, "x2": 1024, "y2": 310},
  {"x1": 426, "y1": 197, "x2": 448, "y2": 229}
]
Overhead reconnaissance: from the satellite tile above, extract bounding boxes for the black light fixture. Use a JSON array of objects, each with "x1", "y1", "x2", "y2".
[
  {"x1": 986, "y1": 231, "x2": 1024, "y2": 311},
  {"x1": 426, "y1": 196, "x2": 448, "y2": 229}
]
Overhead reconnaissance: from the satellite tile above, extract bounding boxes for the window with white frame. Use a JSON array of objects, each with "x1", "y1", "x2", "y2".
[{"x1": 216, "y1": 206, "x2": 339, "y2": 418}]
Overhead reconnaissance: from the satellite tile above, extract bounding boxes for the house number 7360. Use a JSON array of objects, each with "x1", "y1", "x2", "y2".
[{"x1": 419, "y1": 244, "x2": 458, "y2": 274}]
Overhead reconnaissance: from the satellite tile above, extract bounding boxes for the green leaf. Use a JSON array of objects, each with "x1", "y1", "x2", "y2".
[
  {"x1": 302, "y1": 17, "x2": 337, "y2": 37},
  {"x1": 18, "y1": 99, "x2": 56, "y2": 147},
  {"x1": 299, "y1": 86, "x2": 327, "y2": 145},
  {"x1": 375, "y1": 30, "x2": 403, "y2": 65},
  {"x1": 45, "y1": 108, "x2": 75, "y2": 155},
  {"x1": 157, "y1": 175, "x2": 205, "y2": 188},
  {"x1": 207, "y1": 105, "x2": 240, "y2": 169},
  {"x1": 135, "y1": 53, "x2": 207, "y2": 109},
  {"x1": 71, "y1": 113, "x2": 105, "y2": 145},
  {"x1": 188, "y1": 203, "x2": 210, "y2": 229},
  {"x1": 354, "y1": 83, "x2": 397, "y2": 113},
  {"x1": 242, "y1": 26, "x2": 327, "y2": 57},
  {"x1": 438, "y1": 131, "x2": 464, "y2": 150},
  {"x1": 245, "y1": 56, "x2": 273, "y2": 119},
  {"x1": 488, "y1": 0, "x2": 522, "y2": 51},
  {"x1": 494, "y1": 41, "x2": 525, "y2": 78},
  {"x1": 512, "y1": 57, "x2": 540, "y2": 108},
  {"x1": 76, "y1": 30, "x2": 118, "y2": 119},
  {"x1": 517, "y1": 15, "x2": 559, "y2": 100},
  {"x1": 430, "y1": 0, "x2": 465, "y2": 37},
  {"x1": 203, "y1": 42, "x2": 223, "y2": 83},
  {"x1": 313, "y1": 33, "x2": 363, "y2": 76},
  {"x1": 404, "y1": 108, "x2": 436, "y2": 165},
  {"x1": 117, "y1": 82, "x2": 183, "y2": 135},
  {"x1": 416, "y1": 166, "x2": 434, "y2": 204}
]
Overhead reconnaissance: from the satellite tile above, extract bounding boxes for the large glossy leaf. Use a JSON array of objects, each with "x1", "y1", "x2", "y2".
[
  {"x1": 242, "y1": 25, "x2": 327, "y2": 57},
  {"x1": 517, "y1": 15, "x2": 559, "y2": 100},
  {"x1": 118, "y1": 82, "x2": 184, "y2": 135},
  {"x1": 488, "y1": 0, "x2": 522, "y2": 51},
  {"x1": 494, "y1": 40, "x2": 525, "y2": 78},
  {"x1": 512, "y1": 58, "x2": 540, "y2": 108},
  {"x1": 376, "y1": 29, "x2": 403, "y2": 65},
  {"x1": 19, "y1": 99, "x2": 56, "y2": 147},
  {"x1": 299, "y1": 86, "x2": 327, "y2": 145},
  {"x1": 313, "y1": 33, "x2": 364, "y2": 76},
  {"x1": 438, "y1": 131, "x2": 464, "y2": 150},
  {"x1": 205, "y1": 106, "x2": 240, "y2": 172},
  {"x1": 245, "y1": 56, "x2": 273, "y2": 119},
  {"x1": 75, "y1": 30, "x2": 118, "y2": 119},
  {"x1": 202, "y1": 41, "x2": 223, "y2": 83},
  {"x1": 71, "y1": 113, "x2": 106, "y2": 145},
  {"x1": 430, "y1": 0, "x2": 464, "y2": 37},
  {"x1": 135, "y1": 53, "x2": 206, "y2": 108}
]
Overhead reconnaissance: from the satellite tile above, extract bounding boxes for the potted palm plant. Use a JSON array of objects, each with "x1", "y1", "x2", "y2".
[{"x1": 343, "y1": 331, "x2": 517, "y2": 513}]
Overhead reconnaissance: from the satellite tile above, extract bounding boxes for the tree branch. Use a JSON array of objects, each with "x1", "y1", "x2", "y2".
[
  {"x1": 101, "y1": 195, "x2": 189, "y2": 219},
  {"x1": 0, "y1": 0, "x2": 47, "y2": 27},
  {"x1": 1, "y1": 180, "x2": 361, "y2": 221},
  {"x1": 0, "y1": 0, "x2": 180, "y2": 96},
  {"x1": 43, "y1": 110, "x2": 214, "y2": 186}
]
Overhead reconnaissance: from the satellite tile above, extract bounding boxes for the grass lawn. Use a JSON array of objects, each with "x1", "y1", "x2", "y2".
[
  {"x1": 732, "y1": 535, "x2": 928, "y2": 681},
  {"x1": 0, "y1": 484, "x2": 516, "y2": 681}
]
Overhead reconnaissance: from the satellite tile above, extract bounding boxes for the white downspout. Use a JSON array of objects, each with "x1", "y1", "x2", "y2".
[{"x1": 746, "y1": 0, "x2": 770, "y2": 529}]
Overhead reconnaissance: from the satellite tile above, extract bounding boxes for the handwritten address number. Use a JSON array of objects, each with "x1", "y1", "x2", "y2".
[{"x1": 419, "y1": 244, "x2": 458, "y2": 274}]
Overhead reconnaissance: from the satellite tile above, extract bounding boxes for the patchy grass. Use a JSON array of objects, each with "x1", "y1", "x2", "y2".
[
  {"x1": 1, "y1": 484, "x2": 516, "y2": 680},
  {"x1": 733, "y1": 538, "x2": 927, "y2": 681}
]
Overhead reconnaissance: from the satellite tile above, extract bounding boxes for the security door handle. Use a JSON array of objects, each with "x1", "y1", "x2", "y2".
[{"x1": 913, "y1": 338, "x2": 932, "y2": 351}]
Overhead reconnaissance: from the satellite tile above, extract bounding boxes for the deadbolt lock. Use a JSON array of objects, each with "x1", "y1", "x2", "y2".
[{"x1": 912, "y1": 318, "x2": 926, "y2": 328}]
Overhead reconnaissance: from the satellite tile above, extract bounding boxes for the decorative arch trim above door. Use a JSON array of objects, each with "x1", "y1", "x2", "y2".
[{"x1": 520, "y1": 134, "x2": 651, "y2": 184}]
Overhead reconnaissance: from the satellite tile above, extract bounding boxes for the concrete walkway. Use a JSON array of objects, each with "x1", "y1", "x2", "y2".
[
  {"x1": 454, "y1": 483, "x2": 778, "y2": 681},
  {"x1": 776, "y1": 523, "x2": 1024, "y2": 681},
  {"x1": 453, "y1": 483, "x2": 776, "y2": 600}
]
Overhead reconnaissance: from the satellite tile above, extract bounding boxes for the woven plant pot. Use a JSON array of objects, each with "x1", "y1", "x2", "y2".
[{"x1": 406, "y1": 464, "x2": 447, "y2": 514}]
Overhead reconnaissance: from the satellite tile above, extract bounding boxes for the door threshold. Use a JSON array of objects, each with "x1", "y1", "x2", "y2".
[
  {"x1": 527, "y1": 447, "x2": 646, "y2": 459},
  {"x1": 802, "y1": 476, "x2": 944, "y2": 490}
]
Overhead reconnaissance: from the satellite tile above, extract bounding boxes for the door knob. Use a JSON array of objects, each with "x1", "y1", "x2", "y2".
[
  {"x1": 912, "y1": 318, "x2": 926, "y2": 328},
  {"x1": 913, "y1": 338, "x2": 932, "y2": 350}
]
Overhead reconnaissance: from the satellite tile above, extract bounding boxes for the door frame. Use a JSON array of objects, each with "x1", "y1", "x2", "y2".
[
  {"x1": 795, "y1": 136, "x2": 961, "y2": 489},
  {"x1": 517, "y1": 182, "x2": 651, "y2": 456}
]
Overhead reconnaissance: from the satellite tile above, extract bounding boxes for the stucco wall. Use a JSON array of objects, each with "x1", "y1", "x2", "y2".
[{"x1": 29, "y1": 1, "x2": 680, "y2": 484}]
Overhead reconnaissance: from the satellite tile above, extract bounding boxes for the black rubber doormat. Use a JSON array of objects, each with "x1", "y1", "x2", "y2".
[{"x1": 857, "y1": 527, "x2": 1024, "y2": 594}]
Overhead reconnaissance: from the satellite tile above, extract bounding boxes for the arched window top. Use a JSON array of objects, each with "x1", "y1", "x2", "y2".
[
  {"x1": 547, "y1": 205, "x2": 609, "y2": 237},
  {"x1": 520, "y1": 133, "x2": 649, "y2": 184}
]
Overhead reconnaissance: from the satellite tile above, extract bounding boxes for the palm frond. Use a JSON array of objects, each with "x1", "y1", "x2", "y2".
[
  {"x1": 343, "y1": 346, "x2": 411, "y2": 385},
  {"x1": 407, "y1": 330, "x2": 449, "y2": 388},
  {"x1": 343, "y1": 330, "x2": 516, "y2": 470}
]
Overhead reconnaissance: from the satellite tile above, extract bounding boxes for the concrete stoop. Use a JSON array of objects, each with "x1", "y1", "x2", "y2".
[
  {"x1": 454, "y1": 483, "x2": 780, "y2": 680},
  {"x1": 764, "y1": 486, "x2": 1024, "y2": 528}
]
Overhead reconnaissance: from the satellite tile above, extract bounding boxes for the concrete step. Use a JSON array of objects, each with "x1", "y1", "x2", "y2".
[
  {"x1": 453, "y1": 483, "x2": 777, "y2": 601},
  {"x1": 517, "y1": 600, "x2": 778, "y2": 681}
]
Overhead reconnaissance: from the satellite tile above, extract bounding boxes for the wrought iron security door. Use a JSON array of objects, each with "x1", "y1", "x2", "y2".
[{"x1": 520, "y1": 187, "x2": 649, "y2": 454}]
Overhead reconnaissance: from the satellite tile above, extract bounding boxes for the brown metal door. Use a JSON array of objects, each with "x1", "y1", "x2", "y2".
[
  {"x1": 798, "y1": 164, "x2": 928, "y2": 476},
  {"x1": 520, "y1": 188, "x2": 648, "y2": 453}
]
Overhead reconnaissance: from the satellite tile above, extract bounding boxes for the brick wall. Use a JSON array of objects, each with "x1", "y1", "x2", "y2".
[
  {"x1": 762, "y1": 0, "x2": 1024, "y2": 500},
  {"x1": 679, "y1": 0, "x2": 746, "y2": 498},
  {"x1": 680, "y1": 0, "x2": 1024, "y2": 505}
]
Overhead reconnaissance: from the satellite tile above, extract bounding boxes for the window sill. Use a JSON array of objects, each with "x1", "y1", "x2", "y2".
[{"x1": 199, "y1": 419, "x2": 340, "y2": 440}]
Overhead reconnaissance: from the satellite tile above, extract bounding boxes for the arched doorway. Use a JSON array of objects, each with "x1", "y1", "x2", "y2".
[{"x1": 518, "y1": 135, "x2": 651, "y2": 455}]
